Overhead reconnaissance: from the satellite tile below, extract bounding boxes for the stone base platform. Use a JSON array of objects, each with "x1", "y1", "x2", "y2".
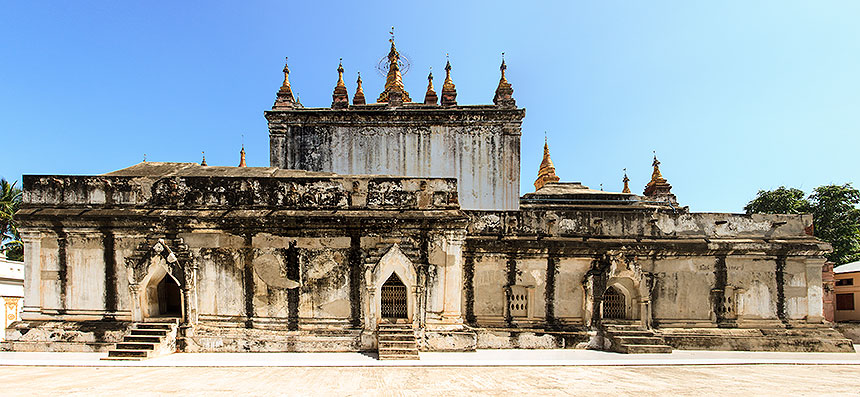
[
  {"x1": 659, "y1": 327, "x2": 855, "y2": 352},
  {"x1": 474, "y1": 328, "x2": 589, "y2": 349},
  {"x1": 2, "y1": 321, "x2": 132, "y2": 352}
]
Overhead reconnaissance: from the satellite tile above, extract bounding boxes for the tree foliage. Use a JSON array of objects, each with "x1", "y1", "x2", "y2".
[
  {"x1": 745, "y1": 183, "x2": 860, "y2": 265},
  {"x1": 0, "y1": 179, "x2": 23, "y2": 261},
  {"x1": 744, "y1": 186, "x2": 811, "y2": 215}
]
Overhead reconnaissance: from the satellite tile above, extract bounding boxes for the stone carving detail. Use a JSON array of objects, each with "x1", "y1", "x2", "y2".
[{"x1": 125, "y1": 237, "x2": 192, "y2": 287}]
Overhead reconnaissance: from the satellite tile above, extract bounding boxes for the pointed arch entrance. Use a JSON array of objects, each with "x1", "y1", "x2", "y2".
[
  {"x1": 602, "y1": 286, "x2": 626, "y2": 320},
  {"x1": 381, "y1": 273, "x2": 408, "y2": 319}
]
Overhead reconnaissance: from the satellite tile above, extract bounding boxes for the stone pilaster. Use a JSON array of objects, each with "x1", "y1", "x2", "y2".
[{"x1": 20, "y1": 229, "x2": 42, "y2": 319}]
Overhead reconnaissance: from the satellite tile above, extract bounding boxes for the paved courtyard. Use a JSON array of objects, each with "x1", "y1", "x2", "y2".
[
  {"x1": 2, "y1": 349, "x2": 860, "y2": 395},
  {"x1": 2, "y1": 364, "x2": 860, "y2": 396}
]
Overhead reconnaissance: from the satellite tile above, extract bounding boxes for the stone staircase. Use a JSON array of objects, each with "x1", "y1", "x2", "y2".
[
  {"x1": 603, "y1": 321, "x2": 673, "y2": 354},
  {"x1": 102, "y1": 319, "x2": 179, "y2": 361},
  {"x1": 377, "y1": 323, "x2": 419, "y2": 360}
]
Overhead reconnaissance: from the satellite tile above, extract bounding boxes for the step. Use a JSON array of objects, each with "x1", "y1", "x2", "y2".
[
  {"x1": 621, "y1": 344, "x2": 673, "y2": 354},
  {"x1": 101, "y1": 356, "x2": 146, "y2": 361},
  {"x1": 606, "y1": 330, "x2": 654, "y2": 337},
  {"x1": 107, "y1": 349, "x2": 150, "y2": 358},
  {"x1": 379, "y1": 355, "x2": 420, "y2": 360},
  {"x1": 379, "y1": 340, "x2": 417, "y2": 347},
  {"x1": 115, "y1": 342, "x2": 157, "y2": 350},
  {"x1": 614, "y1": 336, "x2": 665, "y2": 345},
  {"x1": 123, "y1": 336, "x2": 162, "y2": 343},
  {"x1": 136, "y1": 323, "x2": 173, "y2": 330},
  {"x1": 129, "y1": 329, "x2": 169, "y2": 336},
  {"x1": 378, "y1": 333, "x2": 415, "y2": 340}
]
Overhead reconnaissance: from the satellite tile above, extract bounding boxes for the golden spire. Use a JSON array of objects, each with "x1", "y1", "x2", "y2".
[
  {"x1": 238, "y1": 146, "x2": 246, "y2": 167},
  {"x1": 331, "y1": 59, "x2": 349, "y2": 108},
  {"x1": 353, "y1": 72, "x2": 366, "y2": 105},
  {"x1": 424, "y1": 68, "x2": 438, "y2": 105},
  {"x1": 273, "y1": 57, "x2": 297, "y2": 109},
  {"x1": 534, "y1": 136, "x2": 560, "y2": 191},
  {"x1": 377, "y1": 28, "x2": 411, "y2": 103},
  {"x1": 201, "y1": 151, "x2": 207, "y2": 166},
  {"x1": 643, "y1": 152, "x2": 675, "y2": 201},
  {"x1": 493, "y1": 52, "x2": 516, "y2": 108},
  {"x1": 622, "y1": 169, "x2": 631, "y2": 193},
  {"x1": 441, "y1": 55, "x2": 457, "y2": 106}
]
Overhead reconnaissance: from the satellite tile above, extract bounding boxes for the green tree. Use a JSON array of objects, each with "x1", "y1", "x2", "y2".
[
  {"x1": 744, "y1": 186, "x2": 811, "y2": 214},
  {"x1": 808, "y1": 184, "x2": 860, "y2": 265},
  {"x1": 0, "y1": 179, "x2": 23, "y2": 261},
  {"x1": 745, "y1": 183, "x2": 860, "y2": 265}
]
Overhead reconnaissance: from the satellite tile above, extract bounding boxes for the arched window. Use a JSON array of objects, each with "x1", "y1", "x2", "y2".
[{"x1": 602, "y1": 286, "x2": 625, "y2": 319}]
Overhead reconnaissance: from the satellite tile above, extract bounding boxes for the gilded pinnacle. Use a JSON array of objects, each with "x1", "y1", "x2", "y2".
[
  {"x1": 534, "y1": 136, "x2": 560, "y2": 191},
  {"x1": 353, "y1": 71, "x2": 366, "y2": 105},
  {"x1": 378, "y1": 35, "x2": 411, "y2": 103}
]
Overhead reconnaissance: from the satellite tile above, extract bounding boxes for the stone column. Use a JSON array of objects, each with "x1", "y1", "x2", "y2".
[
  {"x1": 129, "y1": 284, "x2": 143, "y2": 322},
  {"x1": 184, "y1": 263, "x2": 199, "y2": 325},
  {"x1": 806, "y1": 258, "x2": 826, "y2": 323},
  {"x1": 440, "y1": 231, "x2": 465, "y2": 324},
  {"x1": 20, "y1": 230, "x2": 42, "y2": 319},
  {"x1": 41, "y1": 230, "x2": 64, "y2": 313}
]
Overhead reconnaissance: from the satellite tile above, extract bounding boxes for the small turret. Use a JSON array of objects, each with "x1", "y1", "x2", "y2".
[
  {"x1": 534, "y1": 137, "x2": 560, "y2": 191},
  {"x1": 353, "y1": 72, "x2": 366, "y2": 105},
  {"x1": 238, "y1": 146, "x2": 247, "y2": 168},
  {"x1": 273, "y1": 57, "x2": 298, "y2": 109},
  {"x1": 424, "y1": 69, "x2": 438, "y2": 105},
  {"x1": 643, "y1": 154, "x2": 676, "y2": 203},
  {"x1": 331, "y1": 59, "x2": 349, "y2": 109},
  {"x1": 493, "y1": 53, "x2": 516, "y2": 108},
  {"x1": 377, "y1": 29, "x2": 411, "y2": 104},
  {"x1": 441, "y1": 56, "x2": 457, "y2": 106}
]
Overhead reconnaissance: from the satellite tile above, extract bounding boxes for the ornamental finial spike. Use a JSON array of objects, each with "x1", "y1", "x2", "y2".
[
  {"x1": 238, "y1": 146, "x2": 246, "y2": 168},
  {"x1": 331, "y1": 58, "x2": 349, "y2": 108},
  {"x1": 441, "y1": 55, "x2": 457, "y2": 106},
  {"x1": 353, "y1": 71, "x2": 366, "y2": 105},
  {"x1": 622, "y1": 168, "x2": 631, "y2": 193},
  {"x1": 643, "y1": 151, "x2": 676, "y2": 202},
  {"x1": 534, "y1": 134, "x2": 560, "y2": 191},
  {"x1": 494, "y1": 52, "x2": 516, "y2": 108},
  {"x1": 424, "y1": 67, "x2": 438, "y2": 105},
  {"x1": 201, "y1": 151, "x2": 207, "y2": 167},
  {"x1": 378, "y1": 29, "x2": 411, "y2": 104},
  {"x1": 273, "y1": 56, "x2": 298, "y2": 109}
]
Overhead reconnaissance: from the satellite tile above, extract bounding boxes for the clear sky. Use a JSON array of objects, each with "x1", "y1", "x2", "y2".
[{"x1": 1, "y1": 1, "x2": 858, "y2": 213}]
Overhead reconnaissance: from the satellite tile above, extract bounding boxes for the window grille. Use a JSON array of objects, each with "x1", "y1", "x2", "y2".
[
  {"x1": 602, "y1": 287, "x2": 625, "y2": 319},
  {"x1": 509, "y1": 285, "x2": 529, "y2": 317},
  {"x1": 381, "y1": 274, "x2": 408, "y2": 319}
]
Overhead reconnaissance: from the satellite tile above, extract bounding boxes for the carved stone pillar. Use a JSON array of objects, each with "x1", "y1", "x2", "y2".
[
  {"x1": 440, "y1": 231, "x2": 465, "y2": 324},
  {"x1": 129, "y1": 284, "x2": 142, "y2": 322},
  {"x1": 20, "y1": 230, "x2": 42, "y2": 319},
  {"x1": 806, "y1": 258, "x2": 827, "y2": 323},
  {"x1": 184, "y1": 263, "x2": 199, "y2": 325}
]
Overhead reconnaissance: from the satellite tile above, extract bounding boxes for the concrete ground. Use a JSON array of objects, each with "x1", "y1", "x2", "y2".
[{"x1": 2, "y1": 349, "x2": 860, "y2": 396}]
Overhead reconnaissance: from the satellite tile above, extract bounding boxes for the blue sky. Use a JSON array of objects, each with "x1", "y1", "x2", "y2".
[{"x1": 1, "y1": 1, "x2": 858, "y2": 213}]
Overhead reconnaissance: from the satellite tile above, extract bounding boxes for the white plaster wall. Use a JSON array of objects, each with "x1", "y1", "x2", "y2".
[
  {"x1": 516, "y1": 259, "x2": 547, "y2": 319},
  {"x1": 326, "y1": 125, "x2": 519, "y2": 210},
  {"x1": 65, "y1": 234, "x2": 106, "y2": 311},
  {"x1": 731, "y1": 258, "x2": 778, "y2": 319},
  {"x1": 652, "y1": 257, "x2": 714, "y2": 320},
  {"x1": 196, "y1": 249, "x2": 245, "y2": 317},
  {"x1": 555, "y1": 258, "x2": 590, "y2": 320},
  {"x1": 473, "y1": 255, "x2": 506, "y2": 318}
]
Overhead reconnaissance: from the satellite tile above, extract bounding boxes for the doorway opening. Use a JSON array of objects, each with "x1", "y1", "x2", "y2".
[
  {"x1": 602, "y1": 286, "x2": 626, "y2": 319},
  {"x1": 380, "y1": 273, "x2": 408, "y2": 319},
  {"x1": 156, "y1": 276, "x2": 182, "y2": 317}
]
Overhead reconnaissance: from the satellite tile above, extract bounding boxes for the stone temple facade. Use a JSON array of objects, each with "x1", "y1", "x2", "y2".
[{"x1": 3, "y1": 38, "x2": 852, "y2": 357}]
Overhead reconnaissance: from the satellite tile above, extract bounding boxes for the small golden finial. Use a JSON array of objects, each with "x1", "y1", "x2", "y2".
[
  {"x1": 238, "y1": 145, "x2": 247, "y2": 168},
  {"x1": 494, "y1": 51, "x2": 516, "y2": 108},
  {"x1": 643, "y1": 151, "x2": 675, "y2": 201},
  {"x1": 622, "y1": 168, "x2": 631, "y2": 193},
  {"x1": 353, "y1": 71, "x2": 366, "y2": 105},
  {"x1": 201, "y1": 151, "x2": 207, "y2": 166},
  {"x1": 143, "y1": 153, "x2": 146, "y2": 163},
  {"x1": 534, "y1": 134, "x2": 560, "y2": 191},
  {"x1": 378, "y1": 28, "x2": 411, "y2": 103},
  {"x1": 273, "y1": 56, "x2": 297, "y2": 109},
  {"x1": 441, "y1": 54, "x2": 457, "y2": 106},
  {"x1": 424, "y1": 66, "x2": 438, "y2": 105},
  {"x1": 332, "y1": 58, "x2": 349, "y2": 108}
]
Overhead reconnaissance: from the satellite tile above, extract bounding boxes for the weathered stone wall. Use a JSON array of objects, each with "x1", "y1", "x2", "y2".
[{"x1": 266, "y1": 107, "x2": 524, "y2": 210}]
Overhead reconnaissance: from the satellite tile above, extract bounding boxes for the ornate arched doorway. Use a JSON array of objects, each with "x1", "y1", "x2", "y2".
[
  {"x1": 381, "y1": 273, "x2": 408, "y2": 320},
  {"x1": 156, "y1": 276, "x2": 182, "y2": 317},
  {"x1": 602, "y1": 286, "x2": 626, "y2": 320}
]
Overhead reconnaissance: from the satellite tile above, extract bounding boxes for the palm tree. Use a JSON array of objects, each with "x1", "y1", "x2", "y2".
[{"x1": 0, "y1": 179, "x2": 23, "y2": 261}]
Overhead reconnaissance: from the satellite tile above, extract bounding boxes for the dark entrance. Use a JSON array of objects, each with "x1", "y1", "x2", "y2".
[
  {"x1": 602, "y1": 287, "x2": 625, "y2": 319},
  {"x1": 381, "y1": 273, "x2": 408, "y2": 319},
  {"x1": 156, "y1": 276, "x2": 182, "y2": 316}
]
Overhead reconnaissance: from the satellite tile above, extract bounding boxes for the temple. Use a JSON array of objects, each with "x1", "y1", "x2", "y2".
[{"x1": 3, "y1": 36, "x2": 850, "y2": 359}]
